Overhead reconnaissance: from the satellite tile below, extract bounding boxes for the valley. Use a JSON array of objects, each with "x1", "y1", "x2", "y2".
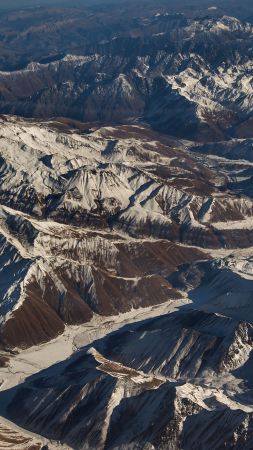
[{"x1": 0, "y1": 2, "x2": 252, "y2": 448}]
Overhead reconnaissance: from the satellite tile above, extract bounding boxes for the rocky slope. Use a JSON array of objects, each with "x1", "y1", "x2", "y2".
[
  {"x1": 0, "y1": 13, "x2": 252, "y2": 140},
  {"x1": 0, "y1": 116, "x2": 252, "y2": 349},
  {"x1": 4, "y1": 309, "x2": 253, "y2": 450},
  {"x1": 0, "y1": 3, "x2": 252, "y2": 449},
  {"x1": 0, "y1": 419, "x2": 46, "y2": 450}
]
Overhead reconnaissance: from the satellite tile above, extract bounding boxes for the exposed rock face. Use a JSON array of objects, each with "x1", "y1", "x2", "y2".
[
  {"x1": 0, "y1": 418, "x2": 46, "y2": 449},
  {"x1": 0, "y1": 3, "x2": 253, "y2": 449},
  {"x1": 0, "y1": 116, "x2": 253, "y2": 348},
  {"x1": 0, "y1": 12, "x2": 252, "y2": 141},
  {"x1": 5, "y1": 310, "x2": 253, "y2": 450},
  {"x1": 169, "y1": 257, "x2": 253, "y2": 323},
  {"x1": 1, "y1": 116, "x2": 252, "y2": 243}
]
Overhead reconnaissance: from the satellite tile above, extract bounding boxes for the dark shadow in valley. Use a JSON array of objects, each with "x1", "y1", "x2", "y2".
[
  {"x1": 168, "y1": 260, "x2": 253, "y2": 323},
  {"x1": 0, "y1": 299, "x2": 251, "y2": 447}
]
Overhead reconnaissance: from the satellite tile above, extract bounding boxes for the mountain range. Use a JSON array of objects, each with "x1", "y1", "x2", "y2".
[{"x1": 0, "y1": 2, "x2": 252, "y2": 449}]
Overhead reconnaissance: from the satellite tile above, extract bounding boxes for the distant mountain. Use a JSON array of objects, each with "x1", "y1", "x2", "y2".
[
  {"x1": 0, "y1": 14, "x2": 252, "y2": 141},
  {"x1": 0, "y1": 3, "x2": 253, "y2": 450}
]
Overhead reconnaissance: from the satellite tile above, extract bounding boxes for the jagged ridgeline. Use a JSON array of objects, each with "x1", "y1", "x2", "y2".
[
  {"x1": 0, "y1": 116, "x2": 252, "y2": 347},
  {"x1": 0, "y1": 2, "x2": 252, "y2": 450},
  {"x1": 0, "y1": 8, "x2": 252, "y2": 141}
]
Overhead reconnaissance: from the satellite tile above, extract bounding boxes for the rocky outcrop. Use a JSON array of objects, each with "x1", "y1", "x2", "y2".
[
  {"x1": 5, "y1": 310, "x2": 253, "y2": 449},
  {"x1": 0, "y1": 117, "x2": 252, "y2": 347},
  {"x1": 0, "y1": 13, "x2": 252, "y2": 141}
]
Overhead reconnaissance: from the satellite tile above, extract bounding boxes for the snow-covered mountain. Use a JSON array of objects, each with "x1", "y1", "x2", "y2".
[
  {"x1": 0, "y1": 128, "x2": 252, "y2": 446},
  {"x1": 0, "y1": 15, "x2": 252, "y2": 140},
  {"x1": 5, "y1": 309, "x2": 253, "y2": 449},
  {"x1": 0, "y1": 115, "x2": 252, "y2": 350},
  {"x1": 0, "y1": 3, "x2": 253, "y2": 449}
]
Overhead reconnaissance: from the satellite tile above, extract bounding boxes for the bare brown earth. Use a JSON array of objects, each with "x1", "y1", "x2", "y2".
[
  {"x1": 5, "y1": 310, "x2": 253, "y2": 450},
  {"x1": 0, "y1": 7, "x2": 252, "y2": 141},
  {"x1": 2, "y1": 296, "x2": 65, "y2": 349},
  {"x1": 0, "y1": 355, "x2": 9, "y2": 368},
  {"x1": 0, "y1": 239, "x2": 205, "y2": 349},
  {"x1": 0, "y1": 421, "x2": 42, "y2": 449},
  {"x1": 0, "y1": 118, "x2": 252, "y2": 348}
]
